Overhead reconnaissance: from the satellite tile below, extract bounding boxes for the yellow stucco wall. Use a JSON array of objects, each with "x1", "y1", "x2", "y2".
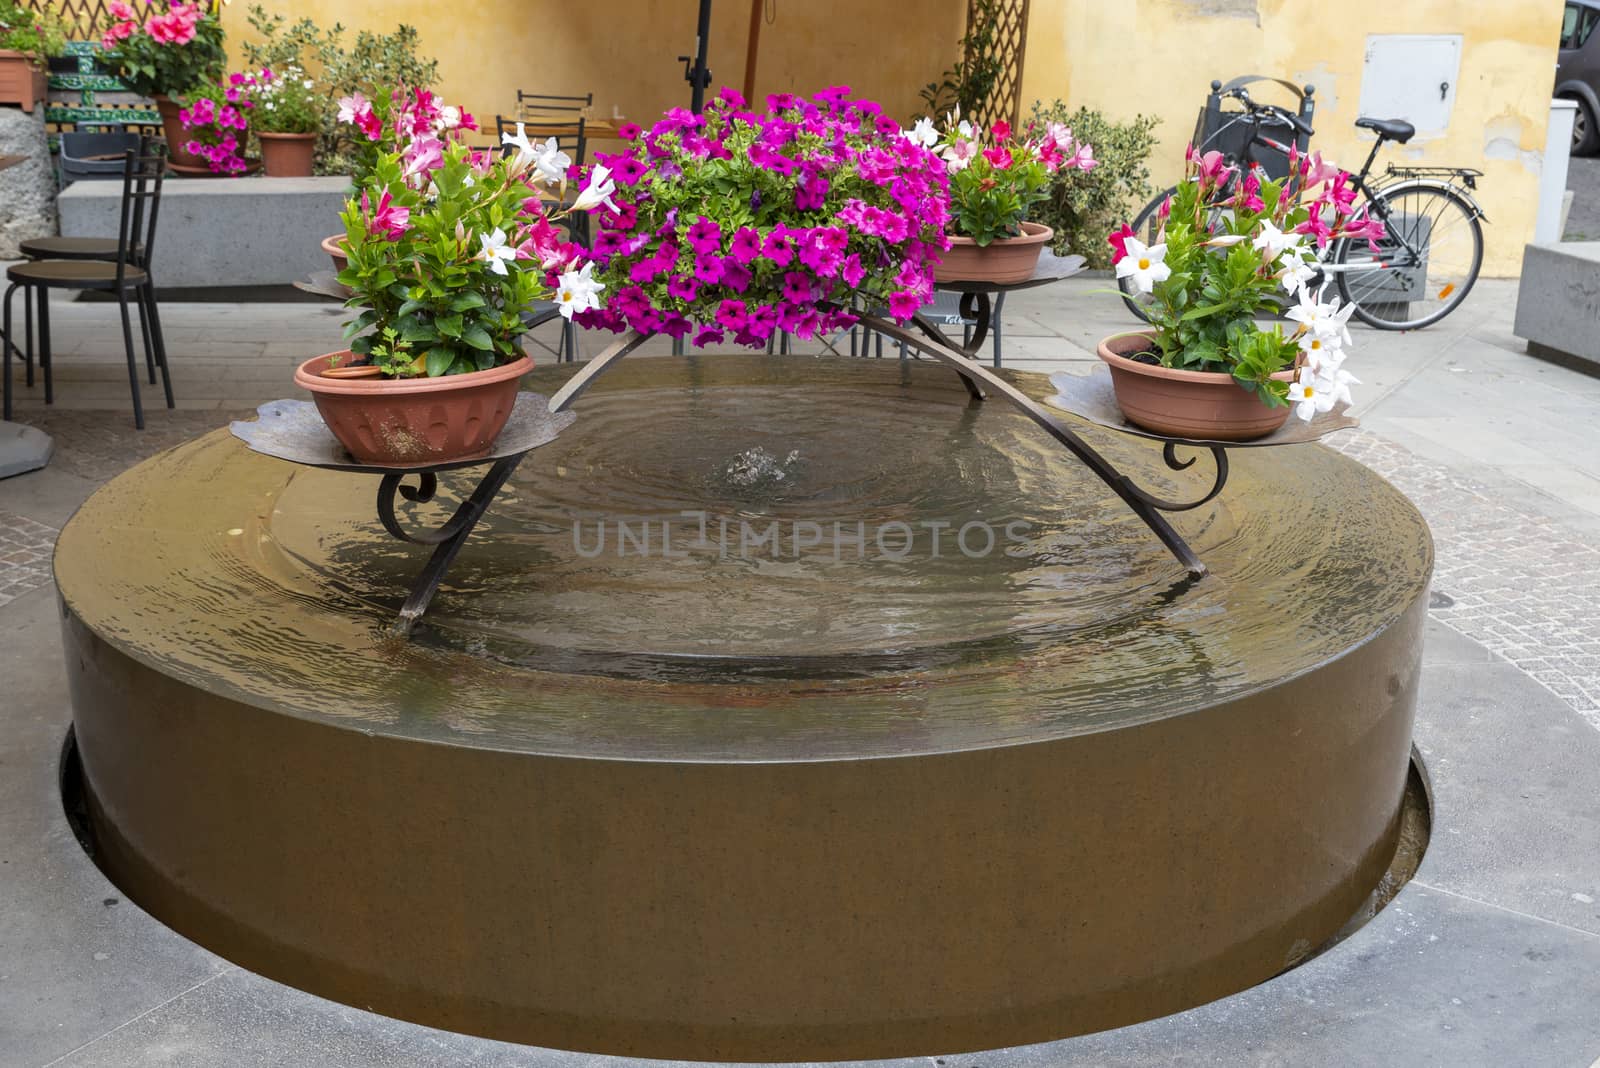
[
  {"x1": 1020, "y1": 0, "x2": 1564, "y2": 276},
  {"x1": 225, "y1": 0, "x2": 966, "y2": 145}
]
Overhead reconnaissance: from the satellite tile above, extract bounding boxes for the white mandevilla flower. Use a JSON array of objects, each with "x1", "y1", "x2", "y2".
[
  {"x1": 555, "y1": 262, "x2": 605, "y2": 319},
  {"x1": 533, "y1": 137, "x2": 572, "y2": 184},
  {"x1": 904, "y1": 116, "x2": 938, "y2": 148},
  {"x1": 500, "y1": 122, "x2": 540, "y2": 172},
  {"x1": 570, "y1": 163, "x2": 618, "y2": 213},
  {"x1": 1285, "y1": 287, "x2": 1355, "y2": 356},
  {"x1": 1316, "y1": 365, "x2": 1360, "y2": 408},
  {"x1": 477, "y1": 228, "x2": 517, "y2": 276},
  {"x1": 437, "y1": 105, "x2": 461, "y2": 131},
  {"x1": 1204, "y1": 234, "x2": 1248, "y2": 248},
  {"x1": 1114, "y1": 237, "x2": 1171, "y2": 295},
  {"x1": 1253, "y1": 219, "x2": 1301, "y2": 258},
  {"x1": 1278, "y1": 247, "x2": 1317, "y2": 297},
  {"x1": 1289, "y1": 367, "x2": 1330, "y2": 422}
]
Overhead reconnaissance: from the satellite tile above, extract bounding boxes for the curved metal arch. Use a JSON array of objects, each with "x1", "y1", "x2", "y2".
[{"x1": 544, "y1": 318, "x2": 1227, "y2": 577}]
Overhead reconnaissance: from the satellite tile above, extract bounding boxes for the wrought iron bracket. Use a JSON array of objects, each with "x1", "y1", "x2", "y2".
[{"x1": 376, "y1": 454, "x2": 527, "y2": 635}]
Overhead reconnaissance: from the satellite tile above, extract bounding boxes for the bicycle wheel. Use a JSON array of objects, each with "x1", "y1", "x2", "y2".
[
  {"x1": 1117, "y1": 186, "x2": 1177, "y2": 323},
  {"x1": 1333, "y1": 182, "x2": 1483, "y2": 330}
]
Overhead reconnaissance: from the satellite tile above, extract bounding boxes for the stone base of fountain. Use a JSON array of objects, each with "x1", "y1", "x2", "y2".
[{"x1": 55, "y1": 356, "x2": 1432, "y2": 1060}]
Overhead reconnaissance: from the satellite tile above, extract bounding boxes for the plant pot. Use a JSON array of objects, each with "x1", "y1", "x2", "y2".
[
  {"x1": 258, "y1": 131, "x2": 317, "y2": 177},
  {"x1": 152, "y1": 94, "x2": 204, "y2": 169},
  {"x1": 0, "y1": 50, "x2": 48, "y2": 113},
  {"x1": 294, "y1": 351, "x2": 531, "y2": 465},
  {"x1": 321, "y1": 233, "x2": 348, "y2": 273},
  {"x1": 935, "y1": 221, "x2": 1053, "y2": 284},
  {"x1": 1097, "y1": 331, "x2": 1294, "y2": 442}
]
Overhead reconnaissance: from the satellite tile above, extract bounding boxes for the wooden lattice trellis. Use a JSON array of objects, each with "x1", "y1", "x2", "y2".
[
  {"x1": 27, "y1": 0, "x2": 117, "y2": 34},
  {"x1": 965, "y1": 0, "x2": 1029, "y2": 130},
  {"x1": 19, "y1": 1, "x2": 158, "y2": 130}
]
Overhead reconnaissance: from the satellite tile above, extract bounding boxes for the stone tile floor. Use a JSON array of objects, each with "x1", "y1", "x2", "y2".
[
  {"x1": 0, "y1": 508, "x2": 54, "y2": 608},
  {"x1": 1335, "y1": 430, "x2": 1600, "y2": 725}
]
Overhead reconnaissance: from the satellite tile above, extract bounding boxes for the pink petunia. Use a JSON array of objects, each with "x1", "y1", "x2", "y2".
[{"x1": 887, "y1": 290, "x2": 922, "y2": 320}]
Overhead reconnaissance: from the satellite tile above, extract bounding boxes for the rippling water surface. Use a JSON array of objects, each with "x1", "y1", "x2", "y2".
[{"x1": 55, "y1": 356, "x2": 1433, "y2": 759}]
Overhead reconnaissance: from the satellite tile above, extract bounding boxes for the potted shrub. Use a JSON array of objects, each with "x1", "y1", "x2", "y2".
[
  {"x1": 237, "y1": 3, "x2": 439, "y2": 177},
  {"x1": 915, "y1": 112, "x2": 1095, "y2": 283},
  {"x1": 100, "y1": 0, "x2": 226, "y2": 169},
  {"x1": 177, "y1": 74, "x2": 253, "y2": 175},
  {"x1": 323, "y1": 86, "x2": 478, "y2": 271},
  {"x1": 250, "y1": 65, "x2": 324, "y2": 176},
  {"x1": 1103, "y1": 146, "x2": 1374, "y2": 440},
  {"x1": 296, "y1": 104, "x2": 601, "y2": 465},
  {"x1": 0, "y1": 1, "x2": 66, "y2": 112},
  {"x1": 574, "y1": 86, "x2": 949, "y2": 345}
]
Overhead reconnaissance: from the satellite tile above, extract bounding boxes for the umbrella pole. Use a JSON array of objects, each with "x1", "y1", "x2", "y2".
[
  {"x1": 742, "y1": 0, "x2": 763, "y2": 104},
  {"x1": 689, "y1": 0, "x2": 714, "y2": 113}
]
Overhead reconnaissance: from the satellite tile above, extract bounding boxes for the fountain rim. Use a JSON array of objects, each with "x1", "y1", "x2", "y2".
[{"x1": 52, "y1": 356, "x2": 1435, "y2": 766}]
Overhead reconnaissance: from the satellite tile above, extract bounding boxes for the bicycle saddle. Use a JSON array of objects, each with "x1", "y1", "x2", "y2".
[{"x1": 1355, "y1": 117, "x2": 1416, "y2": 144}]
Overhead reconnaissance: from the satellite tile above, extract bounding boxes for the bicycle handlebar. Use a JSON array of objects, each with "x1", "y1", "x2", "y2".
[{"x1": 1223, "y1": 86, "x2": 1314, "y2": 137}]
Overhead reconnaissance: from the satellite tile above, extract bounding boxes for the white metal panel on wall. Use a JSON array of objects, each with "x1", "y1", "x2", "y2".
[{"x1": 1359, "y1": 34, "x2": 1464, "y2": 138}]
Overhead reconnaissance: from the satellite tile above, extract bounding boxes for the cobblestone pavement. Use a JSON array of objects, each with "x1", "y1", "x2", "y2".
[
  {"x1": 17, "y1": 407, "x2": 254, "y2": 483},
  {"x1": 0, "y1": 509, "x2": 56, "y2": 609},
  {"x1": 1333, "y1": 429, "x2": 1600, "y2": 726}
]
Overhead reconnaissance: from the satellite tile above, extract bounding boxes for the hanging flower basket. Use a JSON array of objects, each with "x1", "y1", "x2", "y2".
[{"x1": 574, "y1": 86, "x2": 950, "y2": 344}]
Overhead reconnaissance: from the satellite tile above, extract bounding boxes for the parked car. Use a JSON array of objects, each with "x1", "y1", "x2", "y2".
[{"x1": 1557, "y1": 0, "x2": 1600, "y2": 154}]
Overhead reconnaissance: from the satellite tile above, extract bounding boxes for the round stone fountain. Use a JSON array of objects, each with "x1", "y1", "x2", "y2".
[{"x1": 55, "y1": 354, "x2": 1431, "y2": 1060}]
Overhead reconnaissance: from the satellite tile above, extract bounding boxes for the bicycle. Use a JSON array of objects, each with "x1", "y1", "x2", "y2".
[{"x1": 1118, "y1": 84, "x2": 1488, "y2": 331}]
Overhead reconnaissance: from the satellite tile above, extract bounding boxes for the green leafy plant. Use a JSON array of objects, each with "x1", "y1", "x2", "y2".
[
  {"x1": 0, "y1": 0, "x2": 69, "y2": 61},
  {"x1": 920, "y1": 0, "x2": 1004, "y2": 121},
  {"x1": 1110, "y1": 147, "x2": 1378, "y2": 413},
  {"x1": 916, "y1": 114, "x2": 1088, "y2": 246},
  {"x1": 1025, "y1": 101, "x2": 1159, "y2": 268},
  {"x1": 337, "y1": 90, "x2": 596, "y2": 378},
  {"x1": 238, "y1": 4, "x2": 438, "y2": 174},
  {"x1": 99, "y1": 1, "x2": 226, "y2": 99},
  {"x1": 249, "y1": 65, "x2": 323, "y2": 134}
]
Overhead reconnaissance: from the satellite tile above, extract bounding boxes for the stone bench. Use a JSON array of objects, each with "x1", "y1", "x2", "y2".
[
  {"x1": 1514, "y1": 241, "x2": 1600, "y2": 371},
  {"x1": 57, "y1": 175, "x2": 349, "y2": 292}
]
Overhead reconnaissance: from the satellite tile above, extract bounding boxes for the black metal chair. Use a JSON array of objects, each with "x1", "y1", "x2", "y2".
[
  {"x1": 495, "y1": 113, "x2": 588, "y2": 172},
  {"x1": 3, "y1": 146, "x2": 171, "y2": 428},
  {"x1": 515, "y1": 90, "x2": 592, "y2": 119}
]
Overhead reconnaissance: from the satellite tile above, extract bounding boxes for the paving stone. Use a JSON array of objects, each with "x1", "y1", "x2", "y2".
[
  {"x1": 0, "y1": 587, "x2": 233, "y2": 1067},
  {"x1": 1331, "y1": 429, "x2": 1600, "y2": 731},
  {"x1": 0, "y1": 510, "x2": 56, "y2": 609}
]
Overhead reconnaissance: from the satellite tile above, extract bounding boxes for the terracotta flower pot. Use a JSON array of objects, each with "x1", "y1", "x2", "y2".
[
  {"x1": 935, "y1": 221, "x2": 1053, "y2": 284},
  {"x1": 0, "y1": 50, "x2": 48, "y2": 113},
  {"x1": 152, "y1": 94, "x2": 204, "y2": 169},
  {"x1": 258, "y1": 131, "x2": 317, "y2": 177},
  {"x1": 320, "y1": 233, "x2": 348, "y2": 273},
  {"x1": 294, "y1": 351, "x2": 532, "y2": 465},
  {"x1": 1097, "y1": 331, "x2": 1295, "y2": 442}
]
